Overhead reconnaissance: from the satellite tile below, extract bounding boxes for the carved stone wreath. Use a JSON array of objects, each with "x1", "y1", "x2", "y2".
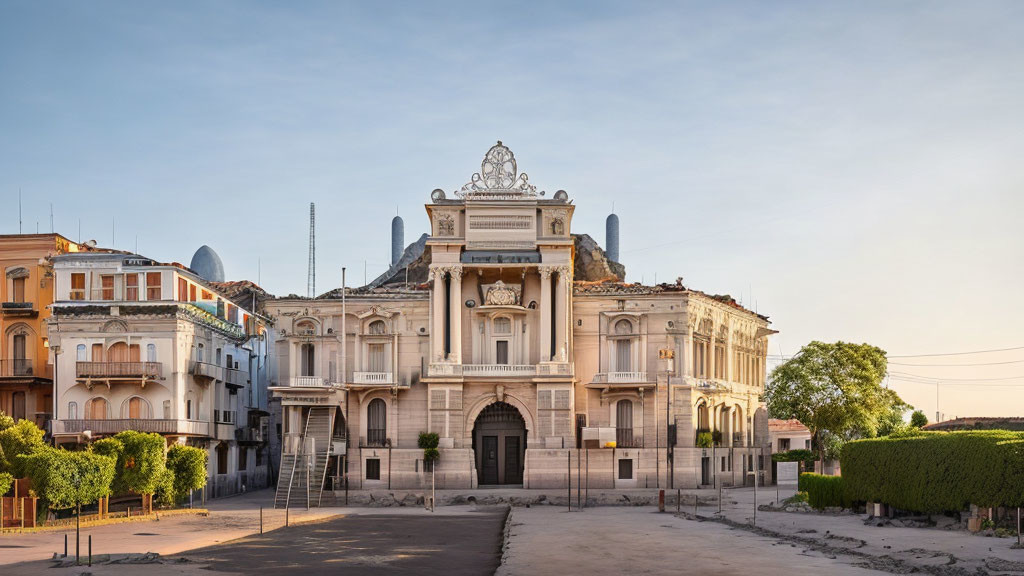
[{"x1": 484, "y1": 281, "x2": 520, "y2": 306}]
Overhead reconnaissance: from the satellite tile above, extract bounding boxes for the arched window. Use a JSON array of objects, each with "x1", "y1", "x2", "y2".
[
  {"x1": 696, "y1": 401, "x2": 709, "y2": 430},
  {"x1": 76, "y1": 344, "x2": 86, "y2": 361},
  {"x1": 614, "y1": 319, "x2": 633, "y2": 335},
  {"x1": 146, "y1": 344, "x2": 156, "y2": 362},
  {"x1": 368, "y1": 320, "x2": 387, "y2": 335},
  {"x1": 613, "y1": 319, "x2": 633, "y2": 372},
  {"x1": 85, "y1": 397, "x2": 109, "y2": 420},
  {"x1": 493, "y1": 317, "x2": 511, "y2": 334},
  {"x1": 197, "y1": 343, "x2": 205, "y2": 363},
  {"x1": 615, "y1": 399, "x2": 634, "y2": 446},
  {"x1": 367, "y1": 398, "x2": 387, "y2": 446},
  {"x1": 300, "y1": 343, "x2": 315, "y2": 376},
  {"x1": 186, "y1": 398, "x2": 194, "y2": 420},
  {"x1": 68, "y1": 401, "x2": 78, "y2": 420},
  {"x1": 123, "y1": 396, "x2": 150, "y2": 419}
]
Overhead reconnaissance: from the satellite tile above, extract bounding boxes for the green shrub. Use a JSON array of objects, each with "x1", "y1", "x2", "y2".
[
  {"x1": 772, "y1": 449, "x2": 816, "y2": 463},
  {"x1": 798, "y1": 473, "x2": 848, "y2": 510},
  {"x1": 418, "y1": 432, "x2": 440, "y2": 450},
  {"x1": 0, "y1": 418, "x2": 46, "y2": 477},
  {"x1": 18, "y1": 447, "x2": 115, "y2": 510},
  {"x1": 153, "y1": 468, "x2": 176, "y2": 507},
  {"x1": 0, "y1": 471, "x2": 12, "y2": 496},
  {"x1": 696, "y1": 431, "x2": 713, "y2": 449},
  {"x1": 841, "y1": 430, "x2": 1024, "y2": 513},
  {"x1": 166, "y1": 445, "x2": 207, "y2": 499}
]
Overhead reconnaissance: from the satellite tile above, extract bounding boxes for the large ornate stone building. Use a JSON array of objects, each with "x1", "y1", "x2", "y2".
[{"x1": 268, "y1": 143, "x2": 773, "y2": 506}]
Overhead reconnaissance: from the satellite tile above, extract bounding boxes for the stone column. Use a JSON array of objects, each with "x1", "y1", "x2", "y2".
[
  {"x1": 449, "y1": 266, "x2": 463, "y2": 363},
  {"x1": 430, "y1": 266, "x2": 446, "y2": 363},
  {"x1": 554, "y1": 266, "x2": 569, "y2": 362},
  {"x1": 539, "y1": 266, "x2": 553, "y2": 362}
]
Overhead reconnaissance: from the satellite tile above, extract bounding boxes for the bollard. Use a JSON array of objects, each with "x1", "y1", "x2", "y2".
[
  {"x1": 676, "y1": 489, "x2": 680, "y2": 513},
  {"x1": 567, "y1": 450, "x2": 571, "y2": 512},
  {"x1": 64, "y1": 533, "x2": 68, "y2": 557},
  {"x1": 658, "y1": 490, "x2": 665, "y2": 513},
  {"x1": 286, "y1": 508, "x2": 289, "y2": 527},
  {"x1": 694, "y1": 493, "x2": 697, "y2": 516},
  {"x1": 260, "y1": 506, "x2": 264, "y2": 534},
  {"x1": 718, "y1": 484, "x2": 722, "y2": 514},
  {"x1": 128, "y1": 506, "x2": 131, "y2": 519},
  {"x1": 1018, "y1": 507, "x2": 1021, "y2": 547},
  {"x1": 88, "y1": 535, "x2": 92, "y2": 567}
]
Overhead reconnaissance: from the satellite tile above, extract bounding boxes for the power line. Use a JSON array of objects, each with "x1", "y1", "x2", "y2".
[
  {"x1": 888, "y1": 371, "x2": 1024, "y2": 383},
  {"x1": 890, "y1": 359, "x2": 1024, "y2": 367},
  {"x1": 768, "y1": 344, "x2": 1024, "y2": 361}
]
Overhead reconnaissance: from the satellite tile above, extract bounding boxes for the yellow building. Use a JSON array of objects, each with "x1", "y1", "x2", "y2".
[{"x1": 0, "y1": 234, "x2": 83, "y2": 428}]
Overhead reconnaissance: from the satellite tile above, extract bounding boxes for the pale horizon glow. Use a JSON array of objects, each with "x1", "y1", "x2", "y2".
[{"x1": 2, "y1": 1, "x2": 1022, "y2": 418}]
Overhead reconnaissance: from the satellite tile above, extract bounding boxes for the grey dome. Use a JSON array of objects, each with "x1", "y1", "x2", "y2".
[{"x1": 190, "y1": 245, "x2": 225, "y2": 282}]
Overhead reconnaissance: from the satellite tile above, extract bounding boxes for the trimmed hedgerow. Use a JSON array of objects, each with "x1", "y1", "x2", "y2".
[
  {"x1": 798, "y1": 473, "x2": 848, "y2": 510},
  {"x1": 841, "y1": 430, "x2": 1024, "y2": 513},
  {"x1": 772, "y1": 449, "x2": 816, "y2": 464}
]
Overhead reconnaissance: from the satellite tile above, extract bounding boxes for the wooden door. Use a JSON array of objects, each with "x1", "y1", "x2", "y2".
[
  {"x1": 481, "y1": 436, "x2": 498, "y2": 485},
  {"x1": 504, "y1": 436, "x2": 521, "y2": 484}
]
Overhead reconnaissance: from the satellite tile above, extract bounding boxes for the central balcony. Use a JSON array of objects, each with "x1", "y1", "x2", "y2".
[
  {"x1": 288, "y1": 376, "x2": 331, "y2": 388},
  {"x1": 54, "y1": 418, "x2": 210, "y2": 436},
  {"x1": 76, "y1": 361, "x2": 163, "y2": 380},
  {"x1": 352, "y1": 372, "x2": 394, "y2": 385},
  {"x1": 591, "y1": 372, "x2": 649, "y2": 384},
  {"x1": 427, "y1": 362, "x2": 573, "y2": 378}
]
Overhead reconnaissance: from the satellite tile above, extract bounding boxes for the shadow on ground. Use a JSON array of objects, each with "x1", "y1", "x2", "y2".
[{"x1": 171, "y1": 506, "x2": 507, "y2": 576}]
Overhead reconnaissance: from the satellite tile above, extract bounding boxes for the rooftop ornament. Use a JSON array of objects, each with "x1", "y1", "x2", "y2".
[{"x1": 456, "y1": 141, "x2": 543, "y2": 200}]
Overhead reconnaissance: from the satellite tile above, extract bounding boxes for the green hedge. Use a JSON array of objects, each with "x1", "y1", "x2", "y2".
[
  {"x1": 842, "y1": 430, "x2": 1024, "y2": 513},
  {"x1": 166, "y1": 445, "x2": 207, "y2": 500},
  {"x1": 798, "y1": 473, "x2": 848, "y2": 510},
  {"x1": 772, "y1": 449, "x2": 815, "y2": 463}
]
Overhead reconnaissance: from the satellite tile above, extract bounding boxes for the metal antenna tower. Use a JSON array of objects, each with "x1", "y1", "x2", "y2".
[{"x1": 307, "y1": 203, "x2": 316, "y2": 298}]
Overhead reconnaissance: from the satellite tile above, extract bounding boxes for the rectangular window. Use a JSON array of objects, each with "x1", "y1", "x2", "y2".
[
  {"x1": 189, "y1": 284, "x2": 197, "y2": 302},
  {"x1": 366, "y1": 458, "x2": 381, "y2": 480},
  {"x1": 125, "y1": 274, "x2": 139, "y2": 301},
  {"x1": 146, "y1": 272, "x2": 162, "y2": 300},
  {"x1": 100, "y1": 275, "x2": 114, "y2": 300},
  {"x1": 70, "y1": 273, "x2": 86, "y2": 300},
  {"x1": 779, "y1": 438, "x2": 790, "y2": 451},
  {"x1": 618, "y1": 458, "x2": 633, "y2": 480},
  {"x1": 496, "y1": 340, "x2": 509, "y2": 365},
  {"x1": 368, "y1": 343, "x2": 386, "y2": 372},
  {"x1": 178, "y1": 278, "x2": 188, "y2": 301},
  {"x1": 11, "y1": 277, "x2": 26, "y2": 302},
  {"x1": 238, "y1": 448, "x2": 248, "y2": 472},
  {"x1": 201, "y1": 289, "x2": 212, "y2": 300}
]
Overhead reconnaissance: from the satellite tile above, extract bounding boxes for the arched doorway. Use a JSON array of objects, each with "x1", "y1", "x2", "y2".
[{"x1": 472, "y1": 402, "x2": 526, "y2": 486}]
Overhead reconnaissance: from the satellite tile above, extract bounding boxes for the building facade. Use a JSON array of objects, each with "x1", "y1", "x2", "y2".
[
  {"x1": 269, "y1": 143, "x2": 774, "y2": 505},
  {"x1": 48, "y1": 252, "x2": 273, "y2": 497},
  {"x1": 0, "y1": 234, "x2": 84, "y2": 430}
]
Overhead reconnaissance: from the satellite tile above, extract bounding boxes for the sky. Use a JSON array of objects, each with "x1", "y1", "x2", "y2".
[{"x1": 2, "y1": 1, "x2": 1023, "y2": 418}]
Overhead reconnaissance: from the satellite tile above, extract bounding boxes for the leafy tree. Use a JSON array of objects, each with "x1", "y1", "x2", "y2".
[
  {"x1": 766, "y1": 341, "x2": 903, "y2": 466},
  {"x1": 153, "y1": 468, "x2": 176, "y2": 507},
  {"x1": 0, "y1": 416, "x2": 47, "y2": 477},
  {"x1": 18, "y1": 447, "x2": 115, "y2": 510},
  {"x1": 166, "y1": 445, "x2": 207, "y2": 500},
  {"x1": 418, "y1": 432, "x2": 440, "y2": 470},
  {"x1": 910, "y1": 410, "x2": 929, "y2": 428},
  {"x1": 0, "y1": 471, "x2": 12, "y2": 496},
  {"x1": 101, "y1": 431, "x2": 167, "y2": 496}
]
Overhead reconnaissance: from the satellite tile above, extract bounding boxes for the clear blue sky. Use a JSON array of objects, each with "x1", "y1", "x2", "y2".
[{"x1": 3, "y1": 1, "x2": 1023, "y2": 417}]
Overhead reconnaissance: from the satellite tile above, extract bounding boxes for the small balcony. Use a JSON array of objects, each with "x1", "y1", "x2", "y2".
[
  {"x1": 428, "y1": 363, "x2": 538, "y2": 377},
  {"x1": 225, "y1": 368, "x2": 248, "y2": 389},
  {"x1": 616, "y1": 428, "x2": 644, "y2": 448},
  {"x1": 287, "y1": 376, "x2": 330, "y2": 388},
  {"x1": 0, "y1": 359, "x2": 44, "y2": 378},
  {"x1": 352, "y1": 372, "x2": 394, "y2": 385},
  {"x1": 592, "y1": 372, "x2": 649, "y2": 384},
  {"x1": 76, "y1": 362, "x2": 162, "y2": 381},
  {"x1": 363, "y1": 429, "x2": 389, "y2": 448},
  {"x1": 235, "y1": 427, "x2": 264, "y2": 444},
  {"x1": 0, "y1": 301, "x2": 36, "y2": 317},
  {"x1": 53, "y1": 418, "x2": 210, "y2": 437},
  {"x1": 190, "y1": 361, "x2": 222, "y2": 381}
]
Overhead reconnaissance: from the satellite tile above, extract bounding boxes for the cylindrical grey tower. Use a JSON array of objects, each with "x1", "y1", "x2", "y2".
[
  {"x1": 391, "y1": 215, "x2": 405, "y2": 266},
  {"x1": 606, "y1": 213, "x2": 620, "y2": 263}
]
